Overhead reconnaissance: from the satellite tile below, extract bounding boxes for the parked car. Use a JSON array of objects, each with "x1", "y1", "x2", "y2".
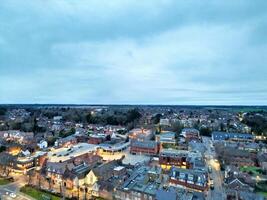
[
  {"x1": 9, "y1": 193, "x2": 17, "y2": 198},
  {"x1": 208, "y1": 165, "x2": 212, "y2": 173},
  {"x1": 210, "y1": 178, "x2": 214, "y2": 190}
]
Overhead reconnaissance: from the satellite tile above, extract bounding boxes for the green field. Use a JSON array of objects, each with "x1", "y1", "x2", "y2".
[
  {"x1": 20, "y1": 186, "x2": 61, "y2": 200},
  {"x1": 240, "y1": 166, "x2": 263, "y2": 175}
]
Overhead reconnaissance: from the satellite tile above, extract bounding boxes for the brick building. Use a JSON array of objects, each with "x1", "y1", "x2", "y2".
[{"x1": 130, "y1": 140, "x2": 159, "y2": 156}]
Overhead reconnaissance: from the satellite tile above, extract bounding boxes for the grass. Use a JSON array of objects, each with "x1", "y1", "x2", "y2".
[
  {"x1": 240, "y1": 166, "x2": 263, "y2": 175},
  {"x1": 0, "y1": 178, "x2": 12, "y2": 185},
  {"x1": 255, "y1": 181, "x2": 267, "y2": 198},
  {"x1": 257, "y1": 192, "x2": 267, "y2": 198},
  {"x1": 20, "y1": 186, "x2": 61, "y2": 200},
  {"x1": 162, "y1": 143, "x2": 179, "y2": 149}
]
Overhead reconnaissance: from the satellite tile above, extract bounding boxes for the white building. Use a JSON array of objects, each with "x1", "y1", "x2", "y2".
[{"x1": 37, "y1": 140, "x2": 48, "y2": 149}]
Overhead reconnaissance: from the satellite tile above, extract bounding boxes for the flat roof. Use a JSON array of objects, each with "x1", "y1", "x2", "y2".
[{"x1": 48, "y1": 143, "x2": 97, "y2": 162}]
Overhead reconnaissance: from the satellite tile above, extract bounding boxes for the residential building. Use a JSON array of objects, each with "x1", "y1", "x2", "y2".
[
  {"x1": 212, "y1": 131, "x2": 254, "y2": 142},
  {"x1": 128, "y1": 128, "x2": 154, "y2": 141},
  {"x1": 130, "y1": 140, "x2": 159, "y2": 156},
  {"x1": 156, "y1": 131, "x2": 176, "y2": 145},
  {"x1": 169, "y1": 167, "x2": 208, "y2": 191},
  {"x1": 181, "y1": 128, "x2": 200, "y2": 142},
  {"x1": 159, "y1": 149, "x2": 202, "y2": 170}
]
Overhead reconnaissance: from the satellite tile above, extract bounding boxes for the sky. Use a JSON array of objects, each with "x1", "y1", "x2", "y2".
[{"x1": 0, "y1": 0, "x2": 267, "y2": 105}]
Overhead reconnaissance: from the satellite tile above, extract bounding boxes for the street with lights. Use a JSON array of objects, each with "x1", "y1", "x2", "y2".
[
  {"x1": 0, "y1": 173, "x2": 33, "y2": 200},
  {"x1": 203, "y1": 137, "x2": 226, "y2": 200}
]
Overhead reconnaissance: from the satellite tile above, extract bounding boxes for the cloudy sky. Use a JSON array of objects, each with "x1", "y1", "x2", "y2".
[{"x1": 0, "y1": 0, "x2": 267, "y2": 105}]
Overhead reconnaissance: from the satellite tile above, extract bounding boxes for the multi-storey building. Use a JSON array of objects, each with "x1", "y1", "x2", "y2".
[{"x1": 130, "y1": 140, "x2": 159, "y2": 156}]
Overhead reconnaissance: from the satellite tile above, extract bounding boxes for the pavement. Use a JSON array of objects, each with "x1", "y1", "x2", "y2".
[
  {"x1": 203, "y1": 137, "x2": 226, "y2": 200},
  {"x1": 99, "y1": 147, "x2": 151, "y2": 165},
  {"x1": 0, "y1": 174, "x2": 34, "y2": 200}
]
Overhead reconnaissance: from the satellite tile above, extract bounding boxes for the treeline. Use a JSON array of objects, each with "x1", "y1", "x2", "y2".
[
  {"x1": 0, "y1": 107, "x2": 7, "y2": 116},
  {"x1": 0, "y1": 107, "x2": 142, "y2": 133},
  {"x1": 242, "y1": 112, "x2": 267, "y2": 136},
  {"x1": 85, "y1": 108, "x2": 142, "y2": 126},
  {"x1": 0, "y1": 117, "x2": 47, "y2": 133},
  {"x1": 40, "y1": 108, "x2": 142, "y2": 126}
]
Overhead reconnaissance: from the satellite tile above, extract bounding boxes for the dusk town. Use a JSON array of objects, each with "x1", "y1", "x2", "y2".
[
  {"x1": 0, "y1": 106, "x2": 266, "y2": 199},
  {"x1": 1, "y1": 1, "x2": 267, "y2": 200}
]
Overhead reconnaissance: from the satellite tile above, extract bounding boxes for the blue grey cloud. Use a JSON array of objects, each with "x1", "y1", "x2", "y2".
[{"x1": 0, "y1": 0, "x2": 267, "y2": 105}]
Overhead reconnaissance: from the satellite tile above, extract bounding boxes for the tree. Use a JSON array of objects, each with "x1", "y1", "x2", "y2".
[
  {"x1": 9, "y1": 122, "x2": 22, "y2": 130},
  {"x1": 152, "y1": 114, "x2": 162, "y2": 124},
  {"x1": 86, "y1": 113, "x2": 93, "y2": 123},
  {"x1": 200, "y1": 127, "x2": 212, "y2": 137},
  {"x1": 125, "y1": 136, "x2": 129, "y2": 142},
  {"x1": 126, "y1": 109, "x2": 142, "y2": 123},
  {"x1": 106, "y1": 116, "x2": 119, "y2": 125},
  {"x1": 59, "y1": 127, "x2": 75, "y2": 138},
  {"x1": 171, "y1": 121, "x2": 183, "y2": 136},
  {"x1": 0, "y1": 146, "x2": 6, "y2": 153},
  {"x1": 106, "y1": 134, "x2": 111, "y2": 141},
  {"x1": 220, "y1": 123, "x2": 225, "y2": 132},
  {"x1": 32, "y1": 117, "x2": 38, "y2": 134},
  {"x1": 0, "y1": 107, "x2": 7, "y2": 116}
]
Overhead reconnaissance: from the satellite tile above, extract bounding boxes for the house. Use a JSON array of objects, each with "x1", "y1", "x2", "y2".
[
  {"x1": 130, "y1": 140, "x2": 159, "y2": 156},
  {"x1": 159, "y1": 149, "x2": 190, "y2": 170},
  {"x1": 46, "y1": 162, "x2": 75, "y2": 187},
  {"x1": 91, "y1": 180, "x2": 114, "y2": 200},
  {"x1": 0, "y1": 152, "x2": 16, "y2": 176},
  {"x1": 128, "y1": 128, "x2": 154, "y2": 141},
  {"x1": 159, "y1": 149, "x2": 202, "y2": 170},
  {"x1": 114, "y1": 166, "x2": 165, "y2": 200},
  {"x1": 55, "y1": 135, "x2": 77, "y2": 147},
  {"x1": 90, "y1": 163, "x2": 128, "y2": 200},
  {"x1": 159, "y1": 118, "x2": 171, "y2": 126},
  {"x1": 169, "y1": 167, "x2": 208, "y2": 191},
  {"x1": 212, "y1": 131, "x2": 254, "y2": 142},
  {"x1": 224, "y1": 176, "x2": 250, "y2": 191},
  {"x1": 215, "y1": 144, "x2": 256, "y2": 167},
  {"x1": 32, "y1": 151, "x2": 47, "y2": 167},
  {"x1": 84, "y1": 159, "x2": 122, "y2": 186},
  {"x1": 155, "y1": 189, "x2": 177, "y2": 200},
  {"x1": 0, "y1": 150, "x2": 47, "y2": 174},
  {"x1": 53, "y1": 116, "x2": 63, "y2": 121},
  {"x1": 181, "y1": 128, "x2": 200, "y2": 142},
  {"x1": 156, "y1": 131, "x2": 176, "y2": 145},
  {"x1": 188, "y1": 141, "x2": 206, "y2": 155},
  {"x1": 37, "y1": 140, "x2": 48, "y2": 149},
  {"x1": 88, "y1": 134, "x2": 106, "y2": 144},
  {"x1": 155, "y1": 187, "x2": 195, "y2": 200},
  {"x1": 257, "y1": 153, "x2": 267, "y2": 171},
  {"x1": 62, "y1": 167, "x2": 79, "y2": 190}
]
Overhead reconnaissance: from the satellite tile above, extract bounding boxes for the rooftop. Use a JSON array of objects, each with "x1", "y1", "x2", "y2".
[{"x1": 48, "y1": 143, "x2": 97, "y2": 162}]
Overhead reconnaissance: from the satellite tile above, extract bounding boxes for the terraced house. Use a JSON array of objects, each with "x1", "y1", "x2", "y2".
[{"x1": 169, "y1": 167, "x2": 208, "y2": 191}]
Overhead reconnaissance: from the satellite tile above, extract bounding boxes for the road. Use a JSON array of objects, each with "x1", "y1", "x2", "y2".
[
  {"x1": 203, "y1": 137, "x2": 226, "y2": 200},
  {"x1": 0, "y1": 173, "x2": 33, "y2": 200}
]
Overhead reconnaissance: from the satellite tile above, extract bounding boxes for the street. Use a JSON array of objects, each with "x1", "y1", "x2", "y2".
[
  {"x1": 203, "y1": 137, "x2": 226, "y2": 200},
  {"x1": 0, "y1": 173, "x2": 33, "y2": 200}
]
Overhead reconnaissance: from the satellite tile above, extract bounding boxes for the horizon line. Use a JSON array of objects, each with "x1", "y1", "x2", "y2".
[{"x1": 1, "y1": 103, "x2": 267, "y2": 107}]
